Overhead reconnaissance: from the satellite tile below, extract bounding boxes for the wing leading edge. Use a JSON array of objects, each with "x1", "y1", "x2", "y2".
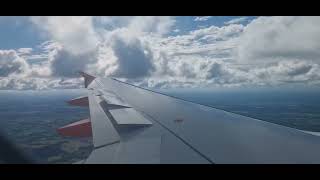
[{"x1": 64, "y1": 72, "x2": 320, "y2": 164}]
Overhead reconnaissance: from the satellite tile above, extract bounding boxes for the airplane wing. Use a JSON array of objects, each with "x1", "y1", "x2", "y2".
[{"x1": 58, "y1": 72, "x2": 320, "y2": 164}]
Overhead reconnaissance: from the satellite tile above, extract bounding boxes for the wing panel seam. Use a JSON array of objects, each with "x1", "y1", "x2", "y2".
[{"x1": 139, "y1": 110, "x2": 215, "y2": 164}]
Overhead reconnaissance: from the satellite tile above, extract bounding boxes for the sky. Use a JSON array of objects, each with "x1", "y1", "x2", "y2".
[{"x1": 0, "y1": 16, "x2": 320, "y2": 90}]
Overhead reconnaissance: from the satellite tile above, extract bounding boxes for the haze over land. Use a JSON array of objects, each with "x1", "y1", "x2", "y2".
[{"x1": 0, "y1": 88, "x2": 319, "y2": 163}]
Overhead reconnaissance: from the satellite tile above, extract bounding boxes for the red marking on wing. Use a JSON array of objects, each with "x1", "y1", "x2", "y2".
[
  {"x1": 57, "y1": 119, "x2": 92, "y2": 137},
  {"x1": 67, "y1": 96, "x2": 89, "y2": 107}
]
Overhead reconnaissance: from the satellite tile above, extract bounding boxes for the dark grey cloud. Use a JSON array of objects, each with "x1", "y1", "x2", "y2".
[
  {"x1": 206, "y1": 63, "x2": 225, "y2": 79},
  {"x1": 50, "y1": 49, "x2": 96, "y2": 77},
  {"x1": 0, "y1": 50, "x2": 29, "y2": 77},
  {"x1": 111, "y1": 37, "x2": 155, "y2": 78},
  {"x1": 286, "y1": 64, "x2": 312, "y2": 76},
  {"x1": 178, "y1": 62, "x2": 197, "y2": 78},
  {"x1": 0, "y1": 62, "x2": 22, "y2": 77}
]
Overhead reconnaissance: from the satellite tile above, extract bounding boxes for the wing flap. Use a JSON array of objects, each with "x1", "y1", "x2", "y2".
[
  {"x1": 109, "y1": 108, "x2": 152, "y2": 125},
  {"x1": 88, "y1": 91, "x2": 120, "y2": 148},
  {"x1": 100, "y1": 92, "x2": 131, "y2": 107}
]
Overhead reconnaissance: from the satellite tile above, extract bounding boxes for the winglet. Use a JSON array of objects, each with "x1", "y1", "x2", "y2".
[
  {"x1": 67, "y1": 96, "x2": 89, "y2": 107},
  {"x1": 79, "y1": 71, "x2": 96, "y2": 88},
  {"x1": 57, "y1": 118, "x2": 92, "y2": 137}
]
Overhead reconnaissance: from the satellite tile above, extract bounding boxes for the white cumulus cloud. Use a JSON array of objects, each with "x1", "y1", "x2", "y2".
[
  {"x1": 0, "y1": 50, "x2": 30, "y2": 77},
  {"x1": 194, "y1": 16, "x2": 212, "y2": 22},
  {"x1": 1, "y1": 16, "x2": 320, "y2": 90},
  {"x1": 224, "y1": 17, "x2": 248, "y2": 25}
]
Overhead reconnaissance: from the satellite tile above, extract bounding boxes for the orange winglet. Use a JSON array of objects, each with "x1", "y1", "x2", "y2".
[
  {"x1": 67, "y1": 96, "x2": 89, "y2": 107},
  {"x1": 57, "y1": 119, "x2": 92, "y2": 137}
]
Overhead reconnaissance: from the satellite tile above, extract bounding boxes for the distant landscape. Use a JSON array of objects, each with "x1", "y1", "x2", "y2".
[
  {"x1": 0, "y1": 89, "x2": 92, "y2": 163},
  {"x1": 0, "y1": 88, "x2": 319, "y2": 163}
]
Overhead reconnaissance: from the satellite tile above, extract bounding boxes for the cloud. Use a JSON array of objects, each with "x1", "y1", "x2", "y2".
[
  {"x1": 0, "y1": 50, "x2": 29, "y2": 77},
  {"x1": 0, "y1": 48, "x2": 84, "y2": 90},
  {"x1": 2, "y1": 16, "x2": 320, "y2": 90},
  {"x1": 17, "y1": 48, "x2": 33, "y2": 55},
  {"x1": 109, "y1": 36, "x2": 155, "y2": 78},
  {"x1": 95, "y1": 16, "x2": 174, "y2": 36},
  {"x1": 224, "y1": 17, "x2": 248, "y2": 25},
  {"x1": 194, "y1": 16, "x2": 211, "y2": 22},
  {"x1": 127, "y1": 16, "x2": 175, "y2": 36},
  {"x1": 30, "y1": 16, "x2": 99, "y2": 55},
  {"x1": 237, "y1": 16, "x2": 320, "y2": 63},
  {"x1": 48, "y1": 45, "x2": 96, "y2": 77},
  {"x1": 29, "y1": 16, "x2": 175, "y2": 79},
  {"x1": 127, "y1": 23, "x2": 247, "y2": 89},
  {"x1": 248, "y1": 61, "x2": 320, "y2": 86},
  {"x1": 131, "y1": 17, "x2": 320, "y2": 88},
  {"x1": 0, "y1": 77, "x2": 83, "y2": 90},
  {"x1": 189, "y1": 23, "x2": 244, "y2": 43},
  {"x1": 150, "y1": 24, "x2": 243, "y2": 58},
  {"x1": 173, "y1": 29, "x2": 180, "y2": 33}
]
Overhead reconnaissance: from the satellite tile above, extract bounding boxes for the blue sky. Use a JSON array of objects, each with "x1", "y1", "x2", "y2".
[
  {"x1": 0, "y1": 17, "x2": 42, "y2": 49},
  {"x1": 0, "y1": 16, "x2": 320, "y2": 90},
  {"x1": 0, "y1": 16, "x2": 257, "y2": 49},
  {"x1": 172, "y1": 16, "x2": 255, "y2": 34}
]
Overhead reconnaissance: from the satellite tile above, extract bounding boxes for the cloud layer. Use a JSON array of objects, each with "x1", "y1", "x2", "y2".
[{"x1": 1, "y1": 16, "x2": 320, "y2": 90}]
